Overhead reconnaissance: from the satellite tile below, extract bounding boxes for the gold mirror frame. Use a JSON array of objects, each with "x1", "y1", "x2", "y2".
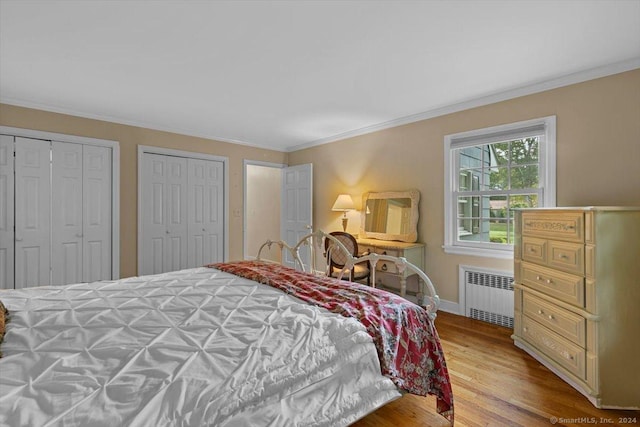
[{"x1": 359, "y1": 189, "x2": 420, "y2": 242}]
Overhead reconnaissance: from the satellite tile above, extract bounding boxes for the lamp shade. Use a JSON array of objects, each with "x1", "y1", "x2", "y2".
[{"x1": 331, "y1": 194, "x2": 355, "y2": 211}]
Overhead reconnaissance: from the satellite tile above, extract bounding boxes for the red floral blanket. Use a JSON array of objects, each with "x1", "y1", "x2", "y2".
[{"x1": 210, "y1": 260, "x2": 454, "y2": 424}]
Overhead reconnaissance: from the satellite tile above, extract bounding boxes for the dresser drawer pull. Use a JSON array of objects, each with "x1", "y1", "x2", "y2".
[
  {"x1": 548, "y1": 314, "x2": 555, "y2": 320},
  {"x1": 535, "y1": 275, "x2": 554, "y2": 285},
  {"x1": 559, "y1": 254, "x2": 568, "y2": 259},
  {"x1": 537, "y1": 309, "x2": 544, "y2": 315}
]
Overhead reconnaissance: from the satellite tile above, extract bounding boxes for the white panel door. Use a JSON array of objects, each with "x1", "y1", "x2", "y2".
[
  {"x1": 15, "y1": 137, "x2": 51, "y2": 288},
  {"x1": 83, "y1": 144, "x2": 112, "y2": 282},
  {"x1": 281, "y1": 163, "x2": 312, "y2": 270},
  {"x1": 141, "y1": 153, "x2": 188, "y2": 275},
  {"x1": 141, "y1": 153, "x2": 169, "y2": 275},
  {"x1": 52, "y1": 141, "x2": 83, "y2": 285},
  {"x1": 0, "y1": 135, "x2": 15, "y2": 289},
  {"x1": 187, "y1": 158, "x2": 224, "y2": 268},
  {"x1": 165, "y1": 156, "x2": 188, "y2": 272},
  {"x1": 52, "y1": 142, "x2": 112, "y2": 285}
]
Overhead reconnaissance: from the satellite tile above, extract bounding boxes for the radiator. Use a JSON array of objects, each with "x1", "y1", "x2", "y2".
[{"x1": 460, "y1": 265, "x2": 514, "y2": 328}]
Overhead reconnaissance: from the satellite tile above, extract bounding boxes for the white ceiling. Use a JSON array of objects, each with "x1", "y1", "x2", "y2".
[{"x1": 1, "y1": 1, "x2": 639, "y2": 152}]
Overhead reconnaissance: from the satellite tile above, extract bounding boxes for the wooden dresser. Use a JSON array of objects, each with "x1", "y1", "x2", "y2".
[
  {"x1": 356, "y1": 237, "x2": 425, "y2": 301},
  {"x1": 512, "y1": 207, "x2": 640, "y2": 409}
]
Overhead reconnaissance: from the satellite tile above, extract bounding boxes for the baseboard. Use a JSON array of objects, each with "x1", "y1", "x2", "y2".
[{"x1": 438, "y1": 299, "x2": 461, "y2": 315}]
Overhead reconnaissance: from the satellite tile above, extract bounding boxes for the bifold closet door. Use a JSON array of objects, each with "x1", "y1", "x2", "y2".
[
  {"x1": 141, "y1": 153, "x2": 188, "y2": 275},
  {"x1": 0, "y1": 135, "x2": 15, "y2": 289},
  {"x1": 82, "y1": 144, "x2": 112, "y2": 282},
  {"x1": 187, "y1": 158, "x2": 224, "y2": 268},
  {"x1": 14, "y1": 137, "x2": 51, "y2": 288},
  {"x1": 51, "y1": 141, "x2": 112, "y2": 285}
]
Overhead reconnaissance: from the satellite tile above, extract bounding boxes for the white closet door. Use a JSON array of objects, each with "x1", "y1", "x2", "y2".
[
  {"x1": 187, "y1": 158, "x2": 224, "y2": 267},
  {"x1": 15, "y1": 137, "x2": 51, "y2": 288},
  {"x1": 165, "y1": 155, "x2": 188, "y2": 272},
  {"x1": 83, "y1": 144, "x2": 112, "y2": 282},
  {"x1": 52, "y1": 141, "x2": 83, "y2": 285},
  {"x1": 281, "y1": 164, "x2": 313, "y2": 270},
  {"x1": 141, "y1": 153, "x2": 188, "y2": 275},
  {"x1": 0, "y1": 135, "x2": 15, "y2": 289},
  {"x1": 142, "y1": 153, "x2": 169, "y2": 275}
]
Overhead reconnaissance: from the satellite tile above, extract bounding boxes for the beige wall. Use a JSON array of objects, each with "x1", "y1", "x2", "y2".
[
  {"x1": 288, "y1": 69, "x2": 640, "y2": 305},
  {"x1": 2, "y1": 69, "x2": 638, "y2": 304},
  {"x1": 0, "y1": 104, "x2": 288, "y2": 279}
]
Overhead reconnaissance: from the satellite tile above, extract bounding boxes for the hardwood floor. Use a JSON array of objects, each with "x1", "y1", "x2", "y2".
[{"x1": 352, "y1": 312, "x2": 639, "y2": 427}]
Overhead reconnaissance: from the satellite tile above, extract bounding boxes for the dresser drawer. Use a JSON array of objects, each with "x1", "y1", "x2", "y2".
[
  {"x1": 521, "y1": 262, "x2": 584, "y2": 307},
  {"x1": 523, "y1": 292, "x2": 586, "y2": 347},
  {"x1": 359, "y1": 245, "x2": 400, "y2": 273},
  {"x1": 522, "y1": 316, "x2": 586, "y2": 380},
  {"x1": 547, "y1": 240, "x2": 584, "y2": 275},
  {"x1": 358, "y1": 245, "x2": 375, "y2": 257},
  {"x1": 368, "y1": 248, "x2": 401, "y2": 273},
  {"x1": 522, "y1": 237, "x2": 547, "y2": 265},
  {"x1": 521, "y1": 211, "x2": 584, "y2": 243}
]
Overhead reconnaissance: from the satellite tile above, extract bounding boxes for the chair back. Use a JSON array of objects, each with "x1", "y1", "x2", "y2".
[{"x1": 325, "y1": 231, "x2": 358, "y2": 267}]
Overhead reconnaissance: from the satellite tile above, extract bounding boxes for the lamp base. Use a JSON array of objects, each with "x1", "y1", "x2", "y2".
[{"x1": 341, "y1": 216, "x2": 348, "y2": 232}]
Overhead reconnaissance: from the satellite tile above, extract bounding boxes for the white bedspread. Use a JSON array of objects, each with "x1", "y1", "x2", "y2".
[{"x1": 0, "y1": 267, "x2": 400, "y2": 427}]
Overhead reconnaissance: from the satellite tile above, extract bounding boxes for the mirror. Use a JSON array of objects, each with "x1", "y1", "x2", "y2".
[{"x1": 360, "y1": 190, "x2": 420, "y2": 242}]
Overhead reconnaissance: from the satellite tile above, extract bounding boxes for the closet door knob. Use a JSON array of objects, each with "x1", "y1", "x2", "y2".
[{"x1": 76, "y1": 233, "x2": 83, "y2": 238}]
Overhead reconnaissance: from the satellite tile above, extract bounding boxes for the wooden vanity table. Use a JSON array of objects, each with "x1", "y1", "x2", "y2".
[
  {"x1": 357, "y1": 189, "x2": 425, "y2": 301},
  {"x1": 356, "y1": 237, "x2": 425, "y2": 299}
]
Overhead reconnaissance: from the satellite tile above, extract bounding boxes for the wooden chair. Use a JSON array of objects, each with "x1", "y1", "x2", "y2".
[{"x1": 324, "y1": 231, "x2": 371, "y2": 285}]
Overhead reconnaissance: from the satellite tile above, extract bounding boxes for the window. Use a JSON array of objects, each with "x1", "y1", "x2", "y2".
[{"x1": 444, "y1": 116, "x2": 556, "y2": 258}]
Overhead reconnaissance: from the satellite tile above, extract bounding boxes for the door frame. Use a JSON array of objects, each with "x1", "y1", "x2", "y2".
[
  {"x1": 0, "y1": 125, "x2": 121, "y2": 280},
  {"x1": 242, "y1": 160, "x2": 286, "y2": 260},
  {"x1": 137, "y1": 145, "x2": 229, "y2": 274}
]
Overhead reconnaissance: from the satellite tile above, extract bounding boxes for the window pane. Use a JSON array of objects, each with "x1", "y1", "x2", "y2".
[
  {"x1": 510, "y1": 194, "x2": 539, "y2": 209},
  {"x1": 507, "y1": 219, "x2": 515, "y2": 244},
  {"x1": 510, "y1": 137, "x2": 539, "y2": 165},
  {"x1": 489, "y1": 167, "x2": 508, "y2": 190},
  {"x1": 489, "y1": 195, "x2": 507, "y2": 219},
  {"x1": 458, "y1": 169, "x2": 482, "y2": 191},
  {"x1": 458, "y1": 217, "x2": 491, "y2": 242},
  {"x1": 489, "y1": 219, "x2": 509, "y2": 244},
  {"x1": 490, "y1": 142, "x2": 510, "y2": 166},
  {"x1": 459, "y1": 146, "x2": 484, "y2": 168},
  {"x1": 510, "y1": 165, "x2": 539, "y2": 189}
]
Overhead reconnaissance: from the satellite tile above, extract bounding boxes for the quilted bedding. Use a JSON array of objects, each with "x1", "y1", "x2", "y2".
[
  {"x1": 0, "y1": 267, "x2": 401, "y2": 427},
  {"x1": 213, "y1": 260, "x2": 454, "y2": 423}
]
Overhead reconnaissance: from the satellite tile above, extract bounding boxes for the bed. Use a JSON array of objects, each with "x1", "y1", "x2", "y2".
[{"x1": 0, "y1": 231, "x2": 454, "y2": 426}]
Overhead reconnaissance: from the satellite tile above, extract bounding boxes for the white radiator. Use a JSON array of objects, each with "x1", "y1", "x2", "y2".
[{"x1": 459, "y1": 265, "x2": 514, "y2": 328}]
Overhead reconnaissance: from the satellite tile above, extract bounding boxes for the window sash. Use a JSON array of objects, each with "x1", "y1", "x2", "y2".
[
  {"x1": 443, "y1": 116, "x2": 556, "y2": 258},
  {"x1": 449, "y1": 123, "x2": 547, "y2": 149}
]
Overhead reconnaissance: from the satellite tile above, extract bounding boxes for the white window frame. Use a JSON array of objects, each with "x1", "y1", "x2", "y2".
[{"x1": 443, "y1": 116, "x2": 556, "y2": 259}]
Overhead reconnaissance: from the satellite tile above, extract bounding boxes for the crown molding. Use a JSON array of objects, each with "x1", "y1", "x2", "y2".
[
  {"x1": 286, "y1": 57, "x2": 640, "y2": 152},
  {"x1": 0, "y1": 97, "x2": 283, "y2": 152}
]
